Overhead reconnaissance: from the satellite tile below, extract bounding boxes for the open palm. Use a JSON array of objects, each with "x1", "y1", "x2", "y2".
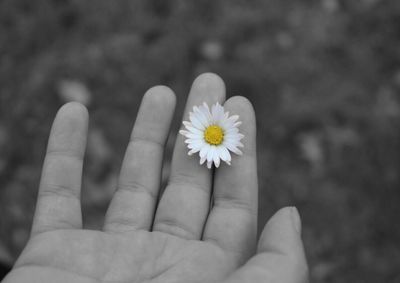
[{"x1": 3, "y1": 74, "x2": 308, "y2": 283}]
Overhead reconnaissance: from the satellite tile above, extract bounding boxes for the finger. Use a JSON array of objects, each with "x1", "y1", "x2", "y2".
[
  {"x1": 203, "y1": 96, "x2": 258, "y2": 264},
  {"x1": 104, "y1": 86, "x2": 176, "y2": 232},
  {"x1": 31, "y1": 102, "x2": 88, "y2": 236},
  {"x1": 153, "y1": 73, "x2": 226, "y2": 239},
  {"x1": 224, "y1": 207, "x2": 309, "y2": 283}
]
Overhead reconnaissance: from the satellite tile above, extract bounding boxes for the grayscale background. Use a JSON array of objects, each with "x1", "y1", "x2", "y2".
[{"x1": 0, "y1": 0, "x2": 399, "y2": 282}]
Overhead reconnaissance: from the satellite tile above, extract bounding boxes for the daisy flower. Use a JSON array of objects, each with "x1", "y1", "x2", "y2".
[{"x1": 179, "y1": 102, "x2": 244, "y2": 169}]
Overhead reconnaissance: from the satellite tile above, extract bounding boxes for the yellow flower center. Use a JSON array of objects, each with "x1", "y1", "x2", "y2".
[{"x1": 204, "y1": 125, "x2": 224, "y2": 145}]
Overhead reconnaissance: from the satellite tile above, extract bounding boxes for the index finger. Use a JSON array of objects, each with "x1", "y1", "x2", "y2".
[
  {"x1": 31, "y1": 102, "x2": 88, "y2": 236},
  {"x1": 153, "y1": 73, "x2": 226, "y2": 239}
]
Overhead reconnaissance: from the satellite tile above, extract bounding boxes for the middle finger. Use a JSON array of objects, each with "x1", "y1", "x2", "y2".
[{"x1": 153, "y1": 73, "x2": 226, "y2": 239}]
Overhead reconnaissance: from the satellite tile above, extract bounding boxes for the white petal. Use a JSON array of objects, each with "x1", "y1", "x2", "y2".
[
  {"x1": 200, "y1": 144, "x2": 211, "y2": 158},
  {"x1": 185, "y1": 138, "x2": 203, "y2": 144},
  {"x1": 202, "y1": 102, "x2": 211, "y2": 114},
  {"x1": 224, "y1": 142, "x2": 243, "y2": 155},
  {"x1": 225, "y1": 135, "x2": 243, "y2": 147},
  {"x1": 186, "y1": 126, "x2": 204, "y2": 135},
  {"x1": 224, "y1": 140, "x2": 243, "y2": 149},
  {"x1": 221, "y1": 115, "x2": 239, "y2": 129},
  {"x1": 224, "y1": 139, "x2": 244, "y2": 149},
  {"x1": 200, "y1": 103, "x2": 213, "y2": 121},
  {"x1": 220, "y1": 119, "x2": 234, "y2": 130},
  {"x1": 188, "y1": 140, "x2": 205, "y2": 150},
  {"x1": 218, "y1": 146, "x2": 231, "y2": 162},
  {"x1": 216, "y1": 103, "x2": 225, "y2": 120},
  {"x1": 200, "y1": 156, "x2": 207, "y2": 165},
  {"x1": 207, "y1": 161, "x2": 213, "y2": 169},
  {"x1": 179, "y1": 130, "x2": 190, "y2": 136},
  {"x1": 188, "y1": 148, "x2": 200, "y2": 155},
  {"x1": 231, "y1": 147, "x2": 243, "y2": 155},
  {"x1": 211, "y1": 104, "x2": 217, "y2": 120},
  {"x1": 206, "y1": 146, "x2": 214, "y2": 163},
  {"x1": 213, "y1": 153, "x2": 220, "y2": 168},
  {"x1": 224, "y1": 127, "x2": 239, "y2": 134},
  {"x1": 224, "y1": 132, "x2": 244, "y2": 142},
  {"x1": 236, "y1": 149, "x2": 243, "y2": 155},
  {"x1": 216, "y1": 146, "x2": 225, "y2": 161},
  {"x1": 198, "y1": 103, "x2": 208, "y2": 115},
  {"x1": 189, "y1": 113, "x2": 206, "y2": 130},
  {"x1": 228, "y1": 115, "x2": 239, "y2": 122},
  {"x1": 193, "y1": 106, "x2": 209, "y2": 128},
  {"x1": 184, "y1": 132, "x2": 203, "y2": 139},
  {"x1": 223, "y1": 136, "x2": 240, "y2": 146},
  {"x1": 211, "y1": 102, "x2": 224, "y2": 123}
]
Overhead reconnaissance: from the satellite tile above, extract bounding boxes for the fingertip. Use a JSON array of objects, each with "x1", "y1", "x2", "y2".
[
  {"x1": 49, "y1": 102, "x2": 89, "y2": 152},
  {"x1": 57, "y1": 102, "x2": 89, "y2": 122},
  {"x1": 143, "y1": 85, "x2": 177, "y2": 111},
  {"x1": 258, "y1": 207, "x2": 304, "y2": 256},
  {"x1": 139, "y1": 85, "x2": 176, "y2": 124},
  {"x1": 291, "y1": 206, "x2": 302, "y2": 234},
  {"x1": 131, "y1": 86, "x2": 176, "y2": 144},
  {"x1": 224, "y1": 96, "x2": 256, "y2": 125},
  {"x1": 190, "y1": 73, "x2": 226, "y2": 103},
  {"x1": 193, "y1": 72, "x2": 226, "y2": 91}
]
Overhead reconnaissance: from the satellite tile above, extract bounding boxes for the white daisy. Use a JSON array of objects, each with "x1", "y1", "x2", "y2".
[{"x1": 179, "y1": 102, "x2": 244, "y2": 169}]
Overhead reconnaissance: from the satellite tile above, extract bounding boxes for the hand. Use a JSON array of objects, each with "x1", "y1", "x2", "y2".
[{"x1": 3, "y1": 73, "x2": 308, "y2": 283}]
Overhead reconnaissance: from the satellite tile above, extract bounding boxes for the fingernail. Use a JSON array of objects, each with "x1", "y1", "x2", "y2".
[{"x1": 290, "y1": 207, "x2": 302, "y2": 234}]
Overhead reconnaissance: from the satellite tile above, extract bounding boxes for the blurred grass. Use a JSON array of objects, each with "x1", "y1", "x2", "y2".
[{"x1": 1, "y1": 0, "x2": 400, "y2": 282}]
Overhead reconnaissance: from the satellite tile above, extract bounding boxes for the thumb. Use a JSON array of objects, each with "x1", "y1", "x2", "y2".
[{"x1": 224, "y1": 207, "x2": 309, "y2": 283}]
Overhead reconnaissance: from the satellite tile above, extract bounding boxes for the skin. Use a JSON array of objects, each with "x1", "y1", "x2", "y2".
[{"x1": 2, "y1": 73, "x2": 309, "y2": 283}]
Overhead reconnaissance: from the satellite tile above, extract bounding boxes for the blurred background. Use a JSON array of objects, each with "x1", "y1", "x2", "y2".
[{"x1": 1, "y1": 0, "x2": 400, "y2": 282}]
